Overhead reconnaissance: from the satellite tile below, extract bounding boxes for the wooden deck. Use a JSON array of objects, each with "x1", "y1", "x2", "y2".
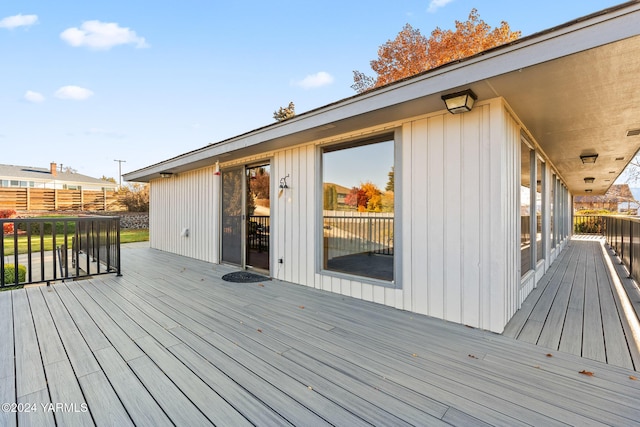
[
  {"x1": 2, "y1": 242, "x2": 640, "y2": 426},
  {"x1": 504, "y1": 237, "x2": 640, "y2": 371}
]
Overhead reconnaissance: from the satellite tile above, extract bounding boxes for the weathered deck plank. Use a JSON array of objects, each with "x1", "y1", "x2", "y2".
[
  {"x1": 505, "y1": 238, "x2": 639, "y2": 370},
  {"x1": 5, "y1": 242, "x2": 640, "y2": 426},
  {"x1": 582, "y1": 243, "x2": 607, "y2": 362}
]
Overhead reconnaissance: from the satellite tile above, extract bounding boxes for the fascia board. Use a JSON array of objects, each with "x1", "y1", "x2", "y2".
[{"x1": 124, "y1": 2, "x2": 640, "y2": 182}]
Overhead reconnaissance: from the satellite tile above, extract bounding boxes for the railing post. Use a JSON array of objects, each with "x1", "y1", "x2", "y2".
[
  {"x1": 629, "y1": 221, "x2": 633, "y2": 278},
  {"x1": 116, "y1": 217, "x2": 122, "y2": 276}
]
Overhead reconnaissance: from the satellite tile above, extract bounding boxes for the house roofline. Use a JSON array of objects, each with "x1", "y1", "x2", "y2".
[{"x1": 124, "y1": 0, "x2": 640, "y2": 182}]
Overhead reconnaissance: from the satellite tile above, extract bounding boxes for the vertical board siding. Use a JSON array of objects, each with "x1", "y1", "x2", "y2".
[
  {"x1": 426, "y1": 115, "x2": 445, "y2": 319},
  {"x1": 461, "y1": 107, "x2": 482, "y2": 326},
  {"x1": 410, "y1": 120, "x2": 428, "y2": 315},
  {"x1": 408, "y1": 105, "x2": 498, "y2": 330},
  {"x1": 149, "y1": 167, "x2": 217, "y2": 263},
  {"x1": 149, "y1": 97, "x2": 561, "y2": 333},
  {"x1": 443, "y1": 113, "x2": 463, "y2": 324},
  {"x1": 503, "y1": 110, "x2": 522, "y2": 326}
]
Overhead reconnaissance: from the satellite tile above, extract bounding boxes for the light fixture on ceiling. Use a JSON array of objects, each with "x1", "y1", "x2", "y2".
[
  {"x1": 160, "y1": 172, "x2": 174, "y2": 178},
  {"x1": 441, "y1": 89, "x2": 477, "y2": 114},
  {"x1": 584, "y1": 177, "x2": 595, "y2": 184},
  {"x1": 585, "y1": 189, "x2": 593, "y2": 193},
  {"x1": 580, "y1": 154, "x2": 598, "y2": 164}
]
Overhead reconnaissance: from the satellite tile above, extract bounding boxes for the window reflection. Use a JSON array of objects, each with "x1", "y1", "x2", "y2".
[
  {"x1": 322, "y1": 139, "x2": 394, "y2": 281},
  {"x1": 536, "y1": 158, "x2": 544, "y2": 262},
  {"x1": 521, "y1": 142, "x2": 532, "y2": 276}
]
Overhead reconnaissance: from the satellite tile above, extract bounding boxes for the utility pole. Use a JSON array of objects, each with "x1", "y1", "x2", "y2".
[{"x1": 114, "y1": 159, "x2": 126, "y2": 188}]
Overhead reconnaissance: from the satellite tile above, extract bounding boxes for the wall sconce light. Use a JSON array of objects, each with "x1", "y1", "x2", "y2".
[
  {"x1": 580, "y1": 154, "x2": 598, "y2": 164},
  {"x1": 585, "y1": 189, "x2": 593, "y2": 193},
  {"x1": 441, "y1": 89, "x2": 477, "y2": 114},
  {"x1": 160, "y1": 172, "x2": 174, "y2": 178},
  {"x1": 584, "y1": 177, "x2": 595, "y2": 184},
  {"x1": 279, "y1": 174, "x2": 290, "y2": 189}
]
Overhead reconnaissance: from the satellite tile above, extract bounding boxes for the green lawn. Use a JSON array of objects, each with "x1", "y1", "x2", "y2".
[{"x1": 2, "y1": 229, "x2": 149, "y2": 256}]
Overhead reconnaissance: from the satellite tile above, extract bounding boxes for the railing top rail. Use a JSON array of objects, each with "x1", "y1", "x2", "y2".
[
  {"x1": 582, "y1": 215, "x2": 640, "y2": 224},
  {"x1": 324, "y1": 215, "x2": 394, "y2": 219},
  {"x1": 0, "y1": 216, "x2": 121, "y2": 223}
]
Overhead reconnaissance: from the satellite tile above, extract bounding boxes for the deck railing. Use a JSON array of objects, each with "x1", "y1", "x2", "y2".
[
  {"x1": 574, "y1": 214, "x2": 640, "y2": 284},
  {"x1": 602, "y1": 216, "x2": 640, "y2": 284},
  {"x1": 574, "y1": 215, "x2": 606, "y2": 234},
  {"x1": 323, "y1": 215, "x2": 394, "y2": 258},
  {"x1": 247, "y1": 215, "x2": 269, "y2": 252},
  {"x1": 1, "y1": 216, "x2": 121, "y2": 287}
]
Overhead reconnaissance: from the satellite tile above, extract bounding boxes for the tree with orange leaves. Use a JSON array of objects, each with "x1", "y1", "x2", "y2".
[{"x1": 352, "y1": 9, "x2": 520, "y2": 93}]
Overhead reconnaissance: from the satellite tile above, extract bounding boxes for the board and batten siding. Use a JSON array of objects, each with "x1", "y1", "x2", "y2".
[
  {"x1": 149, "y1": 166, "x2": 219, "y2": 263},
  {"x1": 147, "y1": 97, "x2": 557, "y2": 333},
  {"x1": 263, "y1": 98, "x2": 520, "y2": 332}
]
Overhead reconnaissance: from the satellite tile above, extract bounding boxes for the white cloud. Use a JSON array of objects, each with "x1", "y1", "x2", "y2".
[
  {"x1": 54, "y1": 85, "x2": 94, "y2": 100},
  {"x1": 427, "y1": 0, "x2": 454, "y2": 13},
  {"x1": 24, "y1": 90, "x2": 45, "y2": 103},
  {"x1": 292, "y1": 71, "x2": 334, "y2": 89},
  {"x1": 0, "y1": 14, "x2": 38, "y2": 29},
  {"x1": 60, "y1": 20, "x2": 148, "y2": 50}
]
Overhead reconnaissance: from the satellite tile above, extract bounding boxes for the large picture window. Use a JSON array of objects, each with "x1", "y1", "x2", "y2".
[{"x1": 322, "y1": 137, "x2": 394, "y2": 282}]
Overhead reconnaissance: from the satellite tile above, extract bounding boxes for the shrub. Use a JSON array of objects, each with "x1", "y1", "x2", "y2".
[
  {"x1": 17, "y1": 220, "x2": 76, "y2": 235},
  {"x1": 2, "y1": 264, "x2": 26, "y2": 285},
  {"x1": 1, "y1": 209, "x2": 16, "y2": 235},
  {"x1": 119, "y1": 183, "x2": 149, "y2": 212}
]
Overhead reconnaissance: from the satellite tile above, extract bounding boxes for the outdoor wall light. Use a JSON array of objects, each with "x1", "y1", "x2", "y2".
[
  {"x1": 584, "y1": 177, "x2": 595, "y2": 184},
  {"x1": 580, "y1": 154, "x2": 598, "y2": 164},
  {"x1": 160, "y1": 172, "x2": 174, "y2": 178},
  {"x1": 441, "y1": 89, "x2": 477, "y2": 114},
  {"x1": 279, "y1": 174, "x2": 290, "y2": 189}
]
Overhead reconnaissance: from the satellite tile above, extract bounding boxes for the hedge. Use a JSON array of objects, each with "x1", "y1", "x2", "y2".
[{"x1": 2, "y1": 264, "x2": 26, "y2": 286}]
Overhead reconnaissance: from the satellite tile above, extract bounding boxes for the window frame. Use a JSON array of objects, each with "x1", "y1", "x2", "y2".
[{"x1": 317, "y1": 130, "x2": 402, "y2": 288}]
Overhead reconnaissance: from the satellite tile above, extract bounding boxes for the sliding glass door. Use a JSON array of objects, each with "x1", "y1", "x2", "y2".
[{"x1": 221, "y1": 163, "x2": 271, "y2": 272}]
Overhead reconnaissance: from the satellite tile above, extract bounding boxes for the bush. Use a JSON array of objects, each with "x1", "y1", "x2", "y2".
[
  {"x1": 119, "y1": 183, "x2": 149, "y2": 212},
  {"x1": 16, "y1": 220, "x2": 76, "y2": 235},
  {"x1": 2, "y1": 264, "x2": 26, "y2": 285},
  {"x1": 1, "y1": 209, "x2": 17, "y2": 235}
]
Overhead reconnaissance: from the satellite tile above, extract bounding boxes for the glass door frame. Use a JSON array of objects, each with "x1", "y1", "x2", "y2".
[{"x1": 219, "y1": 161, "x2": 271, "y2": 274}]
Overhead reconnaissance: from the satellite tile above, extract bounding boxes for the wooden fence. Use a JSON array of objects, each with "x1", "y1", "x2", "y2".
[{"x1": 0, "y1": 188, "x2": 125, "y2": 211}]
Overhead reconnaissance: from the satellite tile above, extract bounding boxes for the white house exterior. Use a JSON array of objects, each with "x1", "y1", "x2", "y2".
[
  {"x1": 0, "y1": 163, "x2": 117, "y2": 191},
  {"x1": 125, "y1": 2, "x2": 640, "y2": 333}
]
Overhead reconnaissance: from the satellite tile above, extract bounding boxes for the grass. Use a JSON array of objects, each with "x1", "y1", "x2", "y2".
[{"x1": 2, "y1": 229, "x2": 149, "y2": 256}]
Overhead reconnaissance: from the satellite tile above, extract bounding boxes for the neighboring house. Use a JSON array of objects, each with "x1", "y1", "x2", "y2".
[
  {"x1": 0, "y1": 163, "x2": 117, "y2": 192},
  {"x1": 574, "y1": 184, "x2": 638, "y2": 213},
  {"x1": 125, "y1": 3, "x2": 640, "y2": 333}
]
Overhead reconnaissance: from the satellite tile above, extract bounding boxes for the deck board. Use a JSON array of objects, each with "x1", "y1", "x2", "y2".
[
  {"x1": 505, "y1": 238, "x2": 639, "y2": 371},
  {"x1": 4, "y1": 242, "x2": 640, "y2": 426}
]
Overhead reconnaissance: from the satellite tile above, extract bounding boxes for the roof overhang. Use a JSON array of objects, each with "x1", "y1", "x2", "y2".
[{"x1": 125, "y1": 1, "x2": 640, "y2": 195}]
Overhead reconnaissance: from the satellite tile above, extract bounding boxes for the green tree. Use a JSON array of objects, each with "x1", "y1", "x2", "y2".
[
  {"x1": 324, "y1": 185, "x2": 338, "y2": 210},
  {"x1": 385, "y1": 167, "x2": 394, "y2": 192}
]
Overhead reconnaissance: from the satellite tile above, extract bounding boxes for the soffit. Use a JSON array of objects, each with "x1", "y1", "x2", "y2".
[{"x1": 487, "y1": 35, "x2": 640, "y2": 195}]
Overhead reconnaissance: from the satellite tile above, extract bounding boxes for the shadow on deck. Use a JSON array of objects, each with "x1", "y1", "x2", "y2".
[
  {"x1": 2, "y1": 242, "x2": 640, "y2": 426},
  {"x1": 504, "y1": 236, "x2": 640, "y2": 371}
]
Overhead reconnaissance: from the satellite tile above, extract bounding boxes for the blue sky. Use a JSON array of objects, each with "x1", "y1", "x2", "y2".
[{"x1": 1, "y1": 0, "x2": 625, "y2": 182}]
